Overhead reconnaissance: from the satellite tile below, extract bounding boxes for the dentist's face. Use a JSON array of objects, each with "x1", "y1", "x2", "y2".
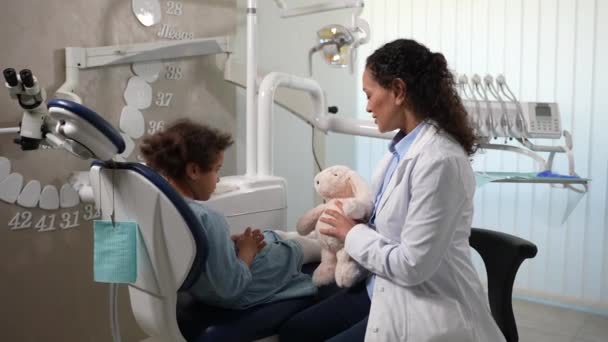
[{"x1": 363, "y1": 68, "x2": 404, "y2": 133}]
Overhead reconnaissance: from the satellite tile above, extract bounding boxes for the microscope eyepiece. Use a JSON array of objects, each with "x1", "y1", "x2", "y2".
[
  {"x1": 19, "y1": 69, "x2": 34, "y2": 88},
  {"x1": 3, "y1": 68, "x2": 18, "y2": 87},
  {"x1": 14, "y1": 137, "x2": 42, "y2": 151}
]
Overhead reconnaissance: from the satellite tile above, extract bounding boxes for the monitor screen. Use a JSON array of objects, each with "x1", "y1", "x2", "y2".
[{"x1": 536, "y1": 104, "x2": 552, "y2": 117}]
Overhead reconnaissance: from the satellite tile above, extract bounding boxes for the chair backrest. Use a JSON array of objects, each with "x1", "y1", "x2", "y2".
[
  {"x1": 46, "y1": 99, "x2": 210, "y2": 341},
  {"x1": 47, "y1": 99, "x2": 126, "y2": 161},
  {"x1": 469, "y1": 227, "x2": 538, "y2": 342},
  {"x1": 90, "y1": 162, "x2": 209, "y2": 342}
]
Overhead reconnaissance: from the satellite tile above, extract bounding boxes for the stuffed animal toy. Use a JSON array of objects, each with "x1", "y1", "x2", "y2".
[{"x1": 296, "y1": 165, "x2": 373, "y2": 287}]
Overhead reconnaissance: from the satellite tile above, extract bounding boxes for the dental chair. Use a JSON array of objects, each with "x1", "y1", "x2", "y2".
[
  {"x1": 47, "y1": 99, "x2": 321, "y2": 342},
  {"x1": 469, "y1": 227, "x2": 538, "y2": 342},
  {"x1": 47, "y1": 99, "x2": 537, "y2": 342}
]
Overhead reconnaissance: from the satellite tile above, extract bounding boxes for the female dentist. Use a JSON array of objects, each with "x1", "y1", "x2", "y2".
[{"x1": 279, "y1": 39, "x2": 506, "y2": 342}]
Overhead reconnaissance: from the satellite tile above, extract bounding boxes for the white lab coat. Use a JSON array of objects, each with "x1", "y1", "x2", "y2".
[{"x1": 345, "y1": 123, "x2": 506, "y2": 342}]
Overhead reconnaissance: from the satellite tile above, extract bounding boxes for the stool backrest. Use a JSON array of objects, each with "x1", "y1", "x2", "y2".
[{"x1": 469, "y1": 227, "x2": 538, "y2": 342}]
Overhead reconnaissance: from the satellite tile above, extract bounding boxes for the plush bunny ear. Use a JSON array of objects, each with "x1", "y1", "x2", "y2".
[{"x1": 348, "y1": 170, "x2": 372, "y2": 204}]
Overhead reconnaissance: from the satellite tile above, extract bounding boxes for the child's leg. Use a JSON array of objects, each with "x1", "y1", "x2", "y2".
[{"x1": 274, "y1": 230, "x2": 321, "y2": 264}]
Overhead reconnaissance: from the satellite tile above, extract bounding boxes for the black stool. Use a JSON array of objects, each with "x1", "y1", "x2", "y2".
[{"x1": 470, "y1": 227, "x2": 538, "y2": 342}]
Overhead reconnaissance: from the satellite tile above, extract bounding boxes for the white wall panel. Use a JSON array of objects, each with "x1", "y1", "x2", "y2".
[
  {"x1": 596, "y1": 0, "x2": 608, "y2": 304},
  {"x1": 358, "y1": 0, "x2": 608, "y2": 315},
  {"x1": 583, "y1": 0, "x2": 606, "y2": 303},
  {"x1": 564, "y1": 0, "x2": 595, "y2": 299}
]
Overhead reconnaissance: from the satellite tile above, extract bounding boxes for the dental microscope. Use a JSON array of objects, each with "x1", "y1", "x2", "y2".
[{"x1": 3, "y1": 68, "x2": 48, "y2": 151}]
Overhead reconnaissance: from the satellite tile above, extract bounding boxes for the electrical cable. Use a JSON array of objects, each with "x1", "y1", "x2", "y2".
[
  {"x1": 110, "y1": 283, "x2": 122, "y2": 342},
  {"x1": 311, "y1": 125, "x2": 323, "y2": 172}
]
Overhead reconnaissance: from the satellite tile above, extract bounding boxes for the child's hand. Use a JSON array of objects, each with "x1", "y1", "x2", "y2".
[
  {"x1": 233, "y1": 229, "x2": 266, "y2": 252},
  {"x1": 251, "y1": 229, "x2": 267, "y2": 252},
  {"x1": 235, "y1": 227, "x2": 264, "y2": 267}
]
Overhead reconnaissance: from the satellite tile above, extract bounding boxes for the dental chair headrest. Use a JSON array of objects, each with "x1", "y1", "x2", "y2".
[
  {"x1": 92, "y1": 160, "x2": 209, "y2": 291},
  {"x1": 48, "y1": 99, "x2": 125, "y2": 161}
]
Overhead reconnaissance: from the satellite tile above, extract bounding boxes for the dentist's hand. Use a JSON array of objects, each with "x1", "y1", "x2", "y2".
[{"x1": 318, "y1": 201, "x2": 357, "y2": 243}]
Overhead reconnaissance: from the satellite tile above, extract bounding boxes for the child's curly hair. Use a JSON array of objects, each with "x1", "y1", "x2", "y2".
[{"x1": 139, "y1": 119, "x2": 233, "y2": 179}]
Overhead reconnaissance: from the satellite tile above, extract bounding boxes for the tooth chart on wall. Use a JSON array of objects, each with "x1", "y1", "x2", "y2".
[{"x1": 2, "y1": 0, "x2": 198, "y2": 233}]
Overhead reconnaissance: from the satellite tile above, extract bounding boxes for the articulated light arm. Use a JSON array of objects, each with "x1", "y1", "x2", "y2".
[
  {"x1": 246, "y1": 0, "x2": 258, "y2": 177},
  {"x1": 55, "y1": 37, "x2": 230, "y2": 103},
  {"x1": 274, "y1": 0, "x2": 364, "y2": 18},
  {"x1": 257, "y1": 72, "x2": 391, "y2": 176}
]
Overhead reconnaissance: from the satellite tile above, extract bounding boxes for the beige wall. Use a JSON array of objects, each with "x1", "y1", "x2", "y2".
[{"x1": 0, "y1": 0, "x2": 236, "y2": 340}]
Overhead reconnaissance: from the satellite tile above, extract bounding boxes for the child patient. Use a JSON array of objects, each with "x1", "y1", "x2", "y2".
[{"x1": 139, "y1": 119, "x2": 320, "y2": 310}]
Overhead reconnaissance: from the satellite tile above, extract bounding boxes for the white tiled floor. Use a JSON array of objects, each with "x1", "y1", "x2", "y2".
[{"x1": 513, "y1": 299, "x2": 608, "y2": 342}]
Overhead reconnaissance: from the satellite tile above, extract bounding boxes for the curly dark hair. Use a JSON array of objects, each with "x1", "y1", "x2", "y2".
[
  {"x1": 366, "y1": 39, "x2": 477, "y2": 155},
  {"x1": 139, "y1": 119, "x2": 233, "y2": 180}
]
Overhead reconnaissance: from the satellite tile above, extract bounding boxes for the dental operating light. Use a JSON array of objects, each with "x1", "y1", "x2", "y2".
[
  {"x1": 276, "y1": 0, "x2": 370, "y2": 76},
  {"x1": 315, "y1": 25, "x2": 354, "y2": 67},
  {"x1": 308, "y1": 18, "x2": 369, "y2": 75}
]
